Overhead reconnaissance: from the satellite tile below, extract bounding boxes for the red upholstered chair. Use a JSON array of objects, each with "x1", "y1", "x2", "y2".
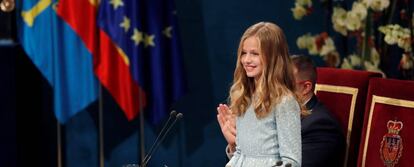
[
  {"x1": 357, "y1": 78, "x2": 414, "y2": 167},
  {"x1": 315, "y1": 67, "x2": 382, "y2": 167}
]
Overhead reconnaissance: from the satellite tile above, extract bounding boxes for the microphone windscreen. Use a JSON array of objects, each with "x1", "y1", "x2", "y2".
[
  {"x1": 275, "y1": 161, "x2": 283, "y2": 166},
  {"x1": 170, "y1": 110, "x2": 177, "y2": 117},
  {"x1": 176, "y1": 113, "x2": 184, "y2": 119}
]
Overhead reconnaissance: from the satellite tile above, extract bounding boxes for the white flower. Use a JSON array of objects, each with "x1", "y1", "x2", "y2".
[
  {"x1": 368, "y1": 0, "x2": 390, "y2": 12},
  {"x1": 296, "y1": 33, "x2": 320, "y2": 55},
  {"x1": 292, "y1": 3, "x2": 307, "y2": 20},
  {"x1": 296, "y1": 34, "x2": 314, "y2": 49},
  {"x1": 365, "y1": 61, "x2": 386, "y2": 77},
  {"x1": 345, "y1": 12, "x2": 362, "y2": 31},
  {"x1": 341, "y1": 58, "x2": 353, "y2": 69},
  {"x1": 333, "y1": 24, "x2": 348, "y2": 36},
  {"x1": 391, "y1": 29, "x2": 401, "y2": 38},
  {"x1": 402, "y1": 28, "x2": 411, "y2": 37},
  {"x1": 296, "y1": 0, "x2": 312, "y2": 7},
  {"x1": 320, "y1": 38, "x2": 336, "y2": 56},
  {"x1": 357, "y1": 47, "x2": 385, "y2": 77},
  {"x1": 350, "y1": 54, "x2": 362, "y2": 66},
  {"x1": 351, "y1": 2, "x2": 368, "y2": 20},
  {"x1": 379, "y1": 24, "x2": 412, "y2": 51},
  {"x1": 297, "y1": 33, "x2": 338, "y2": 57},
  {"x1": 332, "y1": 7, "x2": 348, "y2": 35},
  {"x1": 384, "y1": 34, "x2": 398, "y2": 44},
  {"x1": 341, "y1": 54, "x2": 361, "y2": 69},
  {"x1": 292, "y1": 0, "x2": 312, "y2": 20},
  {"x1": 400, "y1": 53, "x2": 414, "y2": 70},
  {"x1": 362, "y1": 0, "x2": 371, "y2": 6},
  {"x1": 378, "y1": 26, "x2": 389, "y2": 34},
  {"x1": 308, "y1": 42, "x2": 319, "y2": 55},
  {"x1": 397, "y1": 38, "x2": 412, "y2": 52},
  {"x1": 332, "y1": 7, "x2": 347, "y2": 26}
]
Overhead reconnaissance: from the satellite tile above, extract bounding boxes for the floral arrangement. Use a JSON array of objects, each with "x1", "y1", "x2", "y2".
[
  {"x1": 292, "y1": 0, "x2": 414, "y2": 79},
  {"x1": 378, "y1": 24, "x2": 411, "y2": 52},
  {"x1": 297, "y1": 32, "x2": 340, "y2": 67},
  {"x1": 292, "y1": 0, "x2": 313, "y2": 20}
]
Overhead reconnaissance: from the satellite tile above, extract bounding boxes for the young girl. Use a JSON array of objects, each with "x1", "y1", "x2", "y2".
[{"x1": 218, "y1": 22, "x2": 301, "y2": 167}]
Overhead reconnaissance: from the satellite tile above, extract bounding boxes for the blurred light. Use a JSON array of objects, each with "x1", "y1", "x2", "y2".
[{"x1": 0, "y1": 0, "x2": 15, "y2": 12}]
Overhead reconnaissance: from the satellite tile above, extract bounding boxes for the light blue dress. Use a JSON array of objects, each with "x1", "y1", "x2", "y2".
[{"x1": 226, "y1": 95, "x2": 301, "y2": 167}]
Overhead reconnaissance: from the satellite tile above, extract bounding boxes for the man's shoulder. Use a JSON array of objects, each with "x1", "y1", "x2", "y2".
[
  {"x1": 301, "y1": 101, "x2": 342, "y2": 133},
  {"x1": 303, "y1": 102, "x2": 334, "y2": 121},
  {"x1": 311, "y1": 102, "x2": 334, "y2": 118}
]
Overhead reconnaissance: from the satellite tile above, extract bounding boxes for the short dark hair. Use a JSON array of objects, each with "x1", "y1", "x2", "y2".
[{"x1": 291, "y1": 55, "x2": 317, "y2": 86}]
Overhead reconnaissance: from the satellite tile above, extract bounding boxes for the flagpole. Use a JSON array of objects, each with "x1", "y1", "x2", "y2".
[
  {"x1": 57, "y1": 121, "x2": 62, "y2": 167},
  {"x1": 139, "y1": 90, "x2": 146, "y2": 165},
  {"x1": 98, "y1": 84, "x2": 105, "y2": 167}
]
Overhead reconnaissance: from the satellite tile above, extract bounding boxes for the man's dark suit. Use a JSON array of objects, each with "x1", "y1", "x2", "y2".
[{"x1": 301, "y1": 95, "x2": 345, "y2": 167}]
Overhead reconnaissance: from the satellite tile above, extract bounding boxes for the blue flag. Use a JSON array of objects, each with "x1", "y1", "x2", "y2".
[
  {"x1": 17, "y1": 0, "x2": 98, "y2": 123},
  {"x1": 97, "y1": 0, "x2": 186, "y2": 124}
]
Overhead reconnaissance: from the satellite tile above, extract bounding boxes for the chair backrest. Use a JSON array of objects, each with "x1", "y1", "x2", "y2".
[
  {"x1": 357, "y1": 78, "x2": 414, "y2": 167},
  {"x1": 315, "y1": 67, "x2": 382, "y2": 167}
]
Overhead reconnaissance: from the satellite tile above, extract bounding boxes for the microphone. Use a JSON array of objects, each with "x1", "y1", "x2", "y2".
[
  {"x1": 274, "y1": 161, "x2": 283, "y2": 166},
  {"x1": 272, "y1": 161, "x2": 283, "y2": 167},
  {"x1": 143, "y1": 110, "x2": 177, "y2": 161},
  {"x1": 140, "y1": 112, "x2": 184, "y2": 167}
]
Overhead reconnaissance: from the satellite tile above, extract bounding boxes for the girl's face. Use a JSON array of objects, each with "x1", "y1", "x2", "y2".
[{"x1": 241, "y1": 36, "x2": 263, "y2": 79}]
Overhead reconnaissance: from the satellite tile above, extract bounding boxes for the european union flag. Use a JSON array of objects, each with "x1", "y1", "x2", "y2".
[
  {"x1": 97, "y1": 0, "x2": 186, "y2": 123},
  {"x1": 16, "y1": 0, "x2": 99, "y2": 123}
]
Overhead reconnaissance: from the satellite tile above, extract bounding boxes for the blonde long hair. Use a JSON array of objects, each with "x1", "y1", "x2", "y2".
[{"x1": 229, "y1": 22, "x2": 296, "y2": 118}]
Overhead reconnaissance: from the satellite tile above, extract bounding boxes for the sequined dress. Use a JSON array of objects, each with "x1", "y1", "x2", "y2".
[{"x1": 226, "y1": 95, "x2": 301, "y2": 167}]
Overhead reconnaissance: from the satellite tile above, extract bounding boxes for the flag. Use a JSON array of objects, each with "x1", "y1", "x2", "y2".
[
  {"x1": 56, "y1": 0, "x2": 146, "y2": 121},
  {"x1": 17, "y1": 0, "x2": 98, "y2": 123},
  {"x1": 98, "y1": 0, "x2": 187, "y2": 123},
  {"x1": 56, "y1": 0, "x2": 186, "y2": 123}
]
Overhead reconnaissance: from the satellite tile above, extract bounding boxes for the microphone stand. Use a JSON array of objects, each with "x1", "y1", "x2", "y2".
[{"x1": 140, "y1": 113, "x2": 183, "y2": 167}]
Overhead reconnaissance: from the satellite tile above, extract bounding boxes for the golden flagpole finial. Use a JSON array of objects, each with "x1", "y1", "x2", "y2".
[{"x1": 0, "y1": 0, "x2": 15, "y2": 12}]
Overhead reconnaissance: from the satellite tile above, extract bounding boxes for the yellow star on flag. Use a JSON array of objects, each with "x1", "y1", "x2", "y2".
[
  {"x1": 131, "y1": 28, "x2": 143, "y2": 46},
  {"x1": 109, "y1": 0, "x2": 124, "y2": 10},
  {"x1": 120, "y1": 16, "x2": 130, "y2": 32},
  {"x1": 162, "y1": 26, "x2": 173, "y2": 38},
  {"x1": 144, "y1": 34, "x2": 155, "y2": 47}
]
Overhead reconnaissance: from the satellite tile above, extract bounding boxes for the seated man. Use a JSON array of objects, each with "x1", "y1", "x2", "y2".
[{"x1": 217, "y1": 55, "x2": 345, "y2": 167}]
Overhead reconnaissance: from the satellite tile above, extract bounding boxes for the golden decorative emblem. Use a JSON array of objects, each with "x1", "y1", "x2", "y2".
[{"x1": 380, "y1": 120, "x2": 403, "y2": 167}]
